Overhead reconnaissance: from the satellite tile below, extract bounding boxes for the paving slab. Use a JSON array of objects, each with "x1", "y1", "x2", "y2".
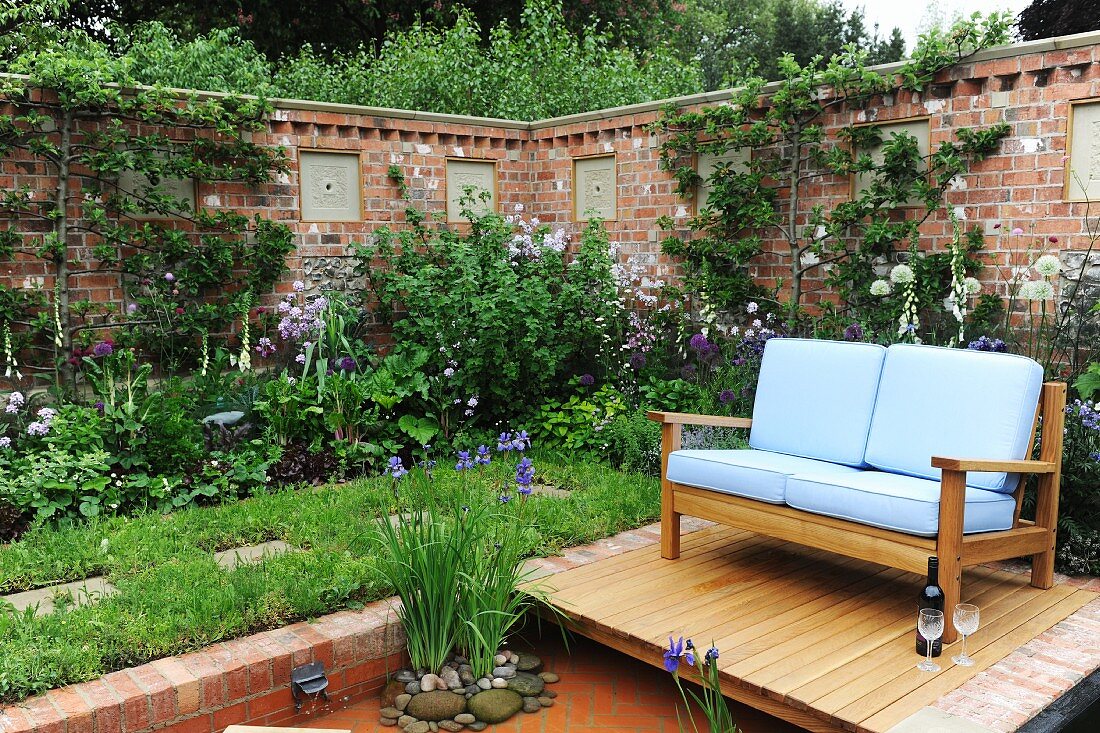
[
  {"x1": 886, "y1": 708, "x2": 998, "y2": 733},
  {"x1": 214, "y1": 540, "x2": 293, "y2": 569},
  {"x1": 2, "y1": 576, "x2": 117, "y2": 615}
]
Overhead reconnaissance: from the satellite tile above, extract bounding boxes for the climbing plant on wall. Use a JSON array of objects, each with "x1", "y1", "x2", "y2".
[
  {"x1": 654, "y1": 12, "x2": 1014, "y2": 334},
  {"x1": 0, "y1": 8, "x2": 294, "y2": 386}
]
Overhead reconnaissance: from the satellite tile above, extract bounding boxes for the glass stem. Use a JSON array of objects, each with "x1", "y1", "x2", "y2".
[
  {"x1": 962, "y1": 634, "x2": 968, "y2": 659},
  {"x1": 926, "y1": 638, "x2": 933, "y2": 667}
]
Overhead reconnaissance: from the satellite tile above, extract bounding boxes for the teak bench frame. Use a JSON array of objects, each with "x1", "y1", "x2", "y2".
[{"x1": 649, "y1": 381, "x2": 1066, "y2": 643}]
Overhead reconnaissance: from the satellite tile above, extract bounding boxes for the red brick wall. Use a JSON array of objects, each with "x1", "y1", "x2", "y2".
[{"x1": 2, "y1": 35, "x2": 1099, "y2": 345}]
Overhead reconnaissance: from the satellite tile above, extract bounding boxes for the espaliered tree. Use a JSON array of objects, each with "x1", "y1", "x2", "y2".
[
  {"x1": 0, "y1": 2, "x2": 294, "y2": 386},
  {"x1": 654, "y1": 12, "x2": 1014, "y2": 331}
]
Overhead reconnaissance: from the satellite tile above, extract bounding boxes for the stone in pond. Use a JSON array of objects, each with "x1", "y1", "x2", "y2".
[
  {"x1": 405, "y1": 691, "x2": 467, "y2": 722},
  {"x1": 467, "y1": 689, "x2": 524, "y2": 723},
  {"x1": 538, "y1": 672, "x2": 559, "y2": 683},
  {"x1": 202, "y1": 410, "x2": 245, "y2": 426},
  {"x1": 467, "y1": 723, "x2": 487, "y2": 732},
  {"x1": 522, "y1": 696, "x2": 541, "y2": 714},
  {"x1": 438, "y1": 722, "x2": 463, "y2": 732},
  {"x1": 493, "y1": 653, "x2": 508, "y2": 666},
  {"x1": 454, "y1": 714, "x2": 476, "y2": 725},
  {"x1": 506, "y1": 672, "x2": 544, "y2": 697},
  {"x1": 515, "y1": 653, "x2": 542, "y2": 672},
  {"x1": 398, "y1": 715, "x2": 416, "y2": 728},
  {"x1": 492, "y1": 666, "x2": 516, "y2": 679},
  {"x1": 380, "y1": 707, "x2": 402, "y2": 719},
  {"x1": 395, "y1": 694, "x2": 412, "y2": 711},
  {"x1": 405, "y1": 722, "x2": 430, "y2": 733}
]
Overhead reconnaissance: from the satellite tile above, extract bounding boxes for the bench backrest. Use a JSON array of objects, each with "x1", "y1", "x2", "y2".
[
  {"x1": 749, "y1": 338, "x2": 886, "y2": 467},
  {"x1": 864, "y1": 344, "x2": 1043, "y2": 493}
]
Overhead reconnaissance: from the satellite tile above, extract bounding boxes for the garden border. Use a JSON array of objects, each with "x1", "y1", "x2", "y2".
[{"x1": 1, "y1": 518, "x2": 1098, "y2": 733}]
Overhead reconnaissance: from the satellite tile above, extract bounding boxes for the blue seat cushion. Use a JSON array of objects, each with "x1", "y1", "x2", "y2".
[
  {"x1": 865, "y1": 344, "x2": 1043, "y2": 494},
  {"x1": 785, "y1": 471, "x2": 1016, "y2": 537},
  {"x1": 666, "y1": 449, "x2": 864, "y2": 504},
  {"x1": 749, "y1": 339, "x2": 886, "y2": 467}
]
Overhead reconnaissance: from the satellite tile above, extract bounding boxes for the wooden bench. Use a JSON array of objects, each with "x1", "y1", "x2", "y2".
[{"x1": 648, "y1": 341, "x2": 1066, "y2": 645}]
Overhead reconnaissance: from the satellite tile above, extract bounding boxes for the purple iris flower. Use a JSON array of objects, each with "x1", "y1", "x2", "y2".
[
  {"x1": 387, "y1": 456, "x2": 408, "y2": 480},
  {"x1": 476, "y1": 445, "x2": 491, "y2": 465},
  {"x1": 497, "y1": 432, "x2": 513, "y2": 452},
  {"x1": 664, "y1": 636, "x2": 686, "y2": 673},
  {"x1": 512, "y1": 430, "x2": 530, "y2": 451},
  {"x1": 455, "y1": 450, "x2": 474, "y2": 471}
]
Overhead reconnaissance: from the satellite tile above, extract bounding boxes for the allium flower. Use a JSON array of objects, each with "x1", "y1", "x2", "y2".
[
  {"x1": 175, "y1": 307, "x2": 185, "y2": 315},
  {"x1": 843, "y1": 323, "x2": 864, "y2": 342},
  {"x1": 629, "y1": 352, "x2": 646, "y2": 370},
  {"x1": 579, "y1": 373, "x2": 595, "y2": 386},
  {"x1": 718, "y1": 389, "x2": 736, "y2": 404},
  {"x1": 870, "y1": 279, "x2": 892, "y2": 296},
  {"x1": 964, "y1": 277, "x2": 982, "y2": 296},
  {"x1": 0, "y1": 436, "x2": 10, "y2": 448},
  {"x1": 164, "y1": 272, "x2": 175, "y2": 282},
  {"x1": 92, "y1": 341, "x2": 113, "y2": 358},
  {"x1": 689, "y1": 333, "x2": 710, "y2": 352},
  {"x1": 339, "y1": 356, "x2": 357, "y2": 371},
  {"x1": 467, "y1": 396, "x2": 478, "y2": 408},
  {"x1": 1021, "y1": 280, "x2": 1055, "y2": 301},
  {"x1": 126, "y1": 303, "x2": 138, "y2": 314},
  {"x1": 889, "y1": 264, "x2": 915, "y2": 285},
  {"x1": 1049, "y1": 236, "x2": 1059, "y2": 244},
  {"x1": 746, "y1": 302, "x2": 759, "y2": 314},
  {"x1": 1034, "y1": 254, "x2": 1061, "y2": 277}
]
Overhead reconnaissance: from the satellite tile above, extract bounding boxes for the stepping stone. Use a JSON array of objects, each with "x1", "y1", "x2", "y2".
[
  {"x1": 530, "y1": 486, "x2": 571, "y2": 499},
  {"x1": 2, "y1": 576, "x2": 116, "y2": 616},
  {"x1": 215, "y1": 540, "x2": 292, "y2": 569}
]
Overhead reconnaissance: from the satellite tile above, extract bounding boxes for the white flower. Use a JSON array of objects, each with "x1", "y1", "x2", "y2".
[
  {"x1": 799, "y1": 250, "x2": 820, "y2": 266},
  {"x1": 292, "y1": 280, "x2": 305, "y2": 292},
  {"x1": 1022, "y1": 279, "x2": 1055, "y2": 301},
  {"x1": 964, "y1": 277, "x2": 982, "y2": 296},
  {"x1": 889, "y1": 264, "x2": 915, "y2": 285},
  {"x1": 0, "y1": 436, "x2": 10, "y2": 448},
  {"x1": 746, "y1": 302, "x2": 759, "y2": 314},
  {"x1": 870, "y1": 279, "x2": 892, "y2": 296},
  {"x1": 443, "y1": 367, "x2": 455, "y2": 377},
  {"x1": 1034, "y1": 254, "x2": 1061, "y2": 277}
]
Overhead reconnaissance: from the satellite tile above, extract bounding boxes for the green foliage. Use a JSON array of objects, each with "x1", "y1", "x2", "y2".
[
  {"x1": 121, "y1": 22, "x2": 273, "y2": 95},
  {"x1": 1076, "y1": 363, "x2": 1100, "y2": 401},
  {"x1": 602, "y1": 409, "x2": 662, "y2": 475},
  {"x1": 654, "y1": 12, "x2": 1012, "y2": 323},
  {"x1": 272, "y1": 0, "x2": 701, "y2": 120},
  {"x1": 532, "y1": 378, "x2": 627, "y2": 454},
  {"x1": 1018, "y1": 0, "x2": 1099, "y2": 42}
]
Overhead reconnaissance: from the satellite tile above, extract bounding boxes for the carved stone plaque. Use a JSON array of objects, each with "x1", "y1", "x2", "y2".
[
  {"x1": 299, "y1": 151, "x2": 361, "y2": 221},
  {"x1": 117, "y1": 170, "x2": 196, "y2": 219},
  {"x1": 446, "y1": 159, "x2": 496, "y2": 221},
  {"x1": 696, "y1": 148, "x2": 751, "y2": 210},
  {"x1": 851, "y1": 118, "x2": 931, "y2": 203},
  {"x1": 1068, "y1": 101, "x2": 1100, "y2": 201},
  {"x1": 574, "y1": 155, "x2": 617, "y2": 220}
]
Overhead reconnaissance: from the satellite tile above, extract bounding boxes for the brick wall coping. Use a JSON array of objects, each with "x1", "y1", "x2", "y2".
[{"x1": 4, "y1": 27, "x2": 1100, "y2": 133}]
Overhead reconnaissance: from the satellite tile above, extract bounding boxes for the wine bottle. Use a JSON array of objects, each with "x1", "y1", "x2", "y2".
[{"x1": 916, "y1": 556, "x2": 944, "y2": 657}]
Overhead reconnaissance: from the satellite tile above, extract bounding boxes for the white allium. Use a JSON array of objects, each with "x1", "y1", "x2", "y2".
[
  {"x1": 1022, "y1": 279, "x2": 1055, "y2": 301},
  {"x1": 1034, "y1": 254, "x2": 1061, "y2": 277},
  {"x1": 870, "y1": 279, "x2": 892, "y2": 296},
  {"x1": 964, "y1": 277, "x2": 982, "y2": 296},
  {"x1": 889, "y1": 264, "x2": 915, "y2": 285}
]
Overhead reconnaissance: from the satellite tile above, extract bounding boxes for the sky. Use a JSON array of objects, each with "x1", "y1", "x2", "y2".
[{"x1": 839, "y1": 0, "x2": 1030, "y2": 51}]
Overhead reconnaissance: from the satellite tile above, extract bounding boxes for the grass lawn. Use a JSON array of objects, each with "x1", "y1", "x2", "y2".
[{"x1": 0, "y1": 455, "x2": 659, "y2": 704}]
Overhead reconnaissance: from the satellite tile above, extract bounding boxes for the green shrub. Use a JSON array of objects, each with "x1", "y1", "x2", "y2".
[{"x1": 532, "y1": 378, "x2": 627, "y2": 454}]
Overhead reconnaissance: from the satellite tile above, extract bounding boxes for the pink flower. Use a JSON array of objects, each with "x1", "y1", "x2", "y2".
[
  {"x1": 1049, "y1": 236, "x2": 1059, "y2": 243},
  {"x1": 175, "y1": 307, "x2": 185, "y2": 315},
  {"x1": 1011, "y1": 227, "x2": 1024, "y2": 235},
  {"x1": 164, "y1": 272, "x2": 175, "y2": 282}
]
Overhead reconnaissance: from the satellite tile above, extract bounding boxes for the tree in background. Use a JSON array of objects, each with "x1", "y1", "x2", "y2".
[
  {"x1": 1017, "y1": 0, "x2": 1099, "y2": 40},
  {"x1": 669, "y1": 0, "x2": 906, "y2": 90}
]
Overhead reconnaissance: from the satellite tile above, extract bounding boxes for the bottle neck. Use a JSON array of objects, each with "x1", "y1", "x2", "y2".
[{"x1": 927, "y1": 562, "x2": 939, "y2": 585}]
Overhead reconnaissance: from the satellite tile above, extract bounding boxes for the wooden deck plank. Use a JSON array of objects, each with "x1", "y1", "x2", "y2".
[{"x1": 539, "y1": 526, "x2": 1097, "y2": 733}]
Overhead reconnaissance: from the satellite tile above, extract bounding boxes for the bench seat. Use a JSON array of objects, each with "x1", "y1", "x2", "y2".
[
  {"x1": 666, "y1": 449, "x2": 863, "y2": 504},
  {"x1": 785, "y1": 470, "x2": 1016, "y2": 537}
]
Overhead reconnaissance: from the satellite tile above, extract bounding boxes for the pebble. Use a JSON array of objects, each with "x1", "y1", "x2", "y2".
[
  {"x1": 440, "y1": 667, "x2": 463, "y2": 690},
  {"x1": 538, "y1": 696, "x2": 554, "y2": 708},
  {"x1": 439, "y1": 722, "x2": 463, "y2": 732},
  {"x1": 492, "y1": 666, "x2": 516, "y2": 679},
  {"x1": 491, "y1": 677, "x2": 508, "y2": 689},
  {"x1": 429, "y1": 723, "x2": 438, "y2": 732},
  {"x1": 381, "y1": 707, "x2": 402, "y2": 719},
  {"x1": 405, "y1": 723, "x2": 430, "y2": 733},
  {"x1": 395, "y1": 694, "x2": 412, "y2": 711},
  {"x1": 515, "y1": 653, "x2": 542, "y2": 672},
  {"x1": 459, "y1": 669, "x2": 475, "y2": 685},
  {"x1": 453, "y1": 655, "x2": 468, "y2": 664},
  {"x1": 493, "y1": 653, "x2": 508, "y2": 666},
  {"x1": 396, "y1": 670, "x2": 417, "y2": 683},
  {"x1": 467, "y1": 724, "x2": 487, "y2": 732},
  {"x1": 406, "y1": 681, "x2": 422, "y2": 695},
  {"x1": 522, "y1": 696, "x2": 542, "y2": 714},
  {"x1": 465, "y1": 685, "x2": 480, "y2": 696},
  {"x1": 421, "y1": 673, "x2": 442, "y2": 692},
  {"x1": 476, "y1": 678, "x2": 492, "y2": 690},
  {"x1": 398, "y1": 715, "x2": 417, "y2": 728},
  {"x1": 507, "y1": 651, "x2": 520, "y2": 664},
  {"x1": 380, "y1": 718, "x2": 398, "y2": 727},
  {"x1": 538, "y1": 672, "x2": 559, "y2": 683},
  {"x1": 454, "y1": 714, "x2": 476, "y2": 725},
  {"x1": 544, "y1": 689, "x2": 558, "y2": 699}
]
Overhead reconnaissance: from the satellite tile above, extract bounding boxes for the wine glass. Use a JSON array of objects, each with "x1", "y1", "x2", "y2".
[
  {"x1": 952, "y1": 603, "x2": 980, "y2": 667},
  {"x1": 917, "y1": 609, "x2": 944, "y2": 672}
]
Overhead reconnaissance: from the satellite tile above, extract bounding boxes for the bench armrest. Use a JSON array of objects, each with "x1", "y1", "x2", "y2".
[
  {"x1": 646, "y1": 411, "x2": 753, "y2": 429},
  {"x1": 931, "y1": 457, "x2": 1057, "y2": 474}
]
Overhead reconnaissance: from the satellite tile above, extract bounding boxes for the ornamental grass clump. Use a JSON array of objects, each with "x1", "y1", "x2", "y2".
[{"x1": 375, "y1": 435, "x2": 558, "y2": 677}]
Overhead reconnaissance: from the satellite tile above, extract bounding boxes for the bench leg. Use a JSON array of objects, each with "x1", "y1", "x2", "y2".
[
  {"x1": 1030, "y1": 477, "x2": 1059, "y2": 590},
  {"x1": 660, "y1": 423, "x2": 682, "y2": 560},
  {"x1": 938, "y1": 469, "x2": 966, "y2": 645}
]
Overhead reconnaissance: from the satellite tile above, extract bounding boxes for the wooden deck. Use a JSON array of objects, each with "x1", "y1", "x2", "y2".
[{"x1": 539, "y1": 525, "x2": 1097, "y2": 733}]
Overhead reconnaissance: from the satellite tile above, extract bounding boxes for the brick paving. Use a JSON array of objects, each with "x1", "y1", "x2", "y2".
[{"x1": 307, "y1": 628, "x2": 804, "y2": 733}]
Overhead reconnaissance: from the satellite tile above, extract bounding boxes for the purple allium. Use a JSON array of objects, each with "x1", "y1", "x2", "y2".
[
  {"x1": 579, "y1": 373, "x2": 595, "y2": 387},
  {"x1": 94, "y1": 401, "x2": 105, "y2": 414},
  {"x1": 688, "y1": 333, "x2": 710, "y2": 352},
  {"x1": 629, "y1": 352, "x2": 646, "y2": 370},
  {"x1": 718, "y1": 389, "x2": 736, "y2": 404},
  {"x1": 92, "y1": 341, "x2": 113, "y2": 358},
  {"x1": 339, "y1": 356, "x2": 356, "y2": 372},
  {"x1": 843, "y1": 323, "x2": 864, "y2": 342},
  {"x1": 164, "y1": 272, "x2": 175, "y2": 282},
  {"x1": 126, "y1": 303, "x2": 139, "y2": 314}
]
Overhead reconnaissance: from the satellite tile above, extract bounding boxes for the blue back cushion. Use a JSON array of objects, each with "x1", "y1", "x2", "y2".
[
  {"x1": 749, "y1": 339, "x2": 887, "y2": 467},
  {"x1": 865, "y1": 344, "x2": 1043, "y2": 493}
]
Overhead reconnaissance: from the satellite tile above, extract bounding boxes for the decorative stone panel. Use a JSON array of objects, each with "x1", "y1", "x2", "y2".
[
  {"x1": 116, "y1": 170, "x2": 196, "y2": 219},
  {"x1": 1060, "y1": 249, "x2": 1100, "y2": 343},
  {"x1": 573, "y1": 154, "x2": 617, "y2": 220},
  {"x1": 445, "y1": 159, "x2": 497, "y2": 221},
  {"x1": 299, "y1": 151, "x2": 361, "y2": 222},
  {"x1": 301, "y1": 255, "x2": 370, "y2": 295},
  {"x1": 851, "y1": 117, "x2": 931, "y2": 203},
  {"x1": 696, "y1": 148, "x2": 751, "y2": 211},
  {"x1": 1067, "y1": 100, "x2": 1100, "y2": 201}
]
